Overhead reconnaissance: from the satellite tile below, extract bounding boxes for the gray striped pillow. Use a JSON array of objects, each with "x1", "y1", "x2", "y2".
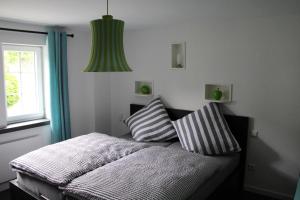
[
  {"x1": 125, "y1": 98, "x2": 177, "y2": 142},
  {"x1": 172, "y1": 102, "x2": 241, "y2": 155}
]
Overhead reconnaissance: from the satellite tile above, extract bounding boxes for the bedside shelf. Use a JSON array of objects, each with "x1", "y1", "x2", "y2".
[
  {"x1": 204, "y1": 84, "x2": 232, "y2": 103},
  {"x1": 134, "y1": 81, "x2": 153, "y2": 96},
  {"x1": 204, "y1": 99, "x2": 231, "y2": 103},
  {"x1": 135, "y1": 94, "x2": 153, "y2": 97}
]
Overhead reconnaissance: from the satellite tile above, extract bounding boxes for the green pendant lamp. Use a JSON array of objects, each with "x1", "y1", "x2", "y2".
[{"x1": 84, "y1": 0, "x2": 132, "y2": 72}]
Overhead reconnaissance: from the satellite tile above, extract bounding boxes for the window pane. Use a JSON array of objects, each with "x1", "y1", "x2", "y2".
[
  {"x1": 4, "y1": 73, "x2": 20, "y2": 113},
  {"x1": 4, "y1": 51, "x2": 20, "y2": 73},
  {"x1": 21, "y1": 51, "x2": 35, "y2": 73},
  {"x1": 3, "y1": 46, "x2": 43, "y2": 121}
]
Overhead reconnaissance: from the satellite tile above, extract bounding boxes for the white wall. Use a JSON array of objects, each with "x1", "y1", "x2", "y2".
[
  {"x1": 66, "y1": 27, "x2": 111, "y2": 136},
  {"x1": 106, "y1": 15, "x2": 300, "y2": 198},
  {"x1": 66, "y1": 27, "x2": 96, "y2": 137},
  {"x1": 0, "y1": 20, "x2": 51, "y2": 191},
  {"x1": 94, "y1": 73, "x2": 111, "y2": 134},
  {"x1": 0, "y1": 126, "x2": 51, "y2": 191}
]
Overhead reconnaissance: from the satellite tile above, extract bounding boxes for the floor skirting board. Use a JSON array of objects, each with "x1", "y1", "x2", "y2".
[{"x1": 244, "y1": 185, "x2": 293, "y2": 200}]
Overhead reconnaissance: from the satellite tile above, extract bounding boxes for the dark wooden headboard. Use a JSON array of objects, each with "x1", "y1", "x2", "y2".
[
  {"x1": 130, "y1": 104, "x2": 249, "y2": 190},
  {"x1": 130, "y1": 104, "x2": 249, "y2": 152}
]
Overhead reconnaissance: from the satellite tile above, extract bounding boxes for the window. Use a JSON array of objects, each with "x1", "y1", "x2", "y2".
[{"x1": 0, "y1": 44, "x2": 44, "y2": 125}]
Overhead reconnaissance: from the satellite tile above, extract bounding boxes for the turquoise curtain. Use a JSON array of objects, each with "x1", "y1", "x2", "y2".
[
  {"x1": 295, "y1": 178, "x2": 300, "y2": 200},
  {"x1": 47, "y1": 30, "x2": 71, "y2": 143}
]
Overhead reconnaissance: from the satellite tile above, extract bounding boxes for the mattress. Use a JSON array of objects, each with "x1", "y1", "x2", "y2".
[
  {"x1": 16, "y1": 141, "x2": 239, "y2": 200},
  {"x1": 17, "y1": 172, "x2": 64, "y2": 200}
]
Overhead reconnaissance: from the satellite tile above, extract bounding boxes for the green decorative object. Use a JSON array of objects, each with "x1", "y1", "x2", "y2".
[
  {"x1": 84, "y1": 0, "x2": 132, "y2": 72},
  {"x1": 140, "y1": 85, "x2": 151, "y2": 95},
  {"x1": 212, "y1": 88, "x2": 222, "y2": 100}
]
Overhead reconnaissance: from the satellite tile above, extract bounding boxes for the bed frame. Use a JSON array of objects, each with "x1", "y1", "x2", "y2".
[{"x1": 10, "y1": 104, "x2": 249, "y2": 200}]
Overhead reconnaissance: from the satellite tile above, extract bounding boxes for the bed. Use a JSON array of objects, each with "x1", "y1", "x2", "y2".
[{"x1": 9, "y1": 103, "x2": 249, "y2": 200}]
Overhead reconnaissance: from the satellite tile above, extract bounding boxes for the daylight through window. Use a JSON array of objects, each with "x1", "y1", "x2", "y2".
[{"x1": 1, "y1": 44, "x2": 44, "y2": 123}]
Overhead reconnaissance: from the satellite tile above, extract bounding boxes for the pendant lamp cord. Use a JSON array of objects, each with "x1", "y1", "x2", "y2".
[{"x1": 107, "y1": 0, "x2": 109, "y2": 15}]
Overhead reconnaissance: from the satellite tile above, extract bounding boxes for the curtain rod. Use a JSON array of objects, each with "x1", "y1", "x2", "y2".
[{"x1": 0, "y1": 27, "x2": 74, "y2": 38}]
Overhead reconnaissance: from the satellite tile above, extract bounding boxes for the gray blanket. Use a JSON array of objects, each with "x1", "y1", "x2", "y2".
[
  {"x1": 63, "y1": 146, "x2": 221, "y2": 200},
  {"x1": 10, "y1": 133, "x2": 149, "y2": 186}
]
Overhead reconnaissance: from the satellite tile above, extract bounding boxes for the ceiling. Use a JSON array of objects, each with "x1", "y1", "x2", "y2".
[{"x1": 0, "y1": 0, "x2": 299, "y2": 29}]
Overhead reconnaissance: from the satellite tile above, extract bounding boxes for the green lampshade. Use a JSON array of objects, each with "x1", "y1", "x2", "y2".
[{"x1": 84, "y1": 15, "x2": 132, "y2": 72}]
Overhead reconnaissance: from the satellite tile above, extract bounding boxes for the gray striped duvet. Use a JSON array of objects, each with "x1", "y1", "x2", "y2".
[
  {"x1": 63, "y1": 146, "x2": 221, "y2": 200},
  {"x1": 10, "y1": 133, "x2": 150, "y2": 186}
]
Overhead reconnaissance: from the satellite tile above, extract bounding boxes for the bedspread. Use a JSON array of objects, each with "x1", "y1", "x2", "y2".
[
  {"x1": 63, "y1": 146, "x2": 221, "y2": 200},
  {"x1": 10, "y1": 133, "x2": 150, "y2": 186}
]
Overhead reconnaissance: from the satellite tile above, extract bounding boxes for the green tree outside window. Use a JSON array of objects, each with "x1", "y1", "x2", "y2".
[{"x1": 5, "y1": 74, "x2": 19, "y2": 107}]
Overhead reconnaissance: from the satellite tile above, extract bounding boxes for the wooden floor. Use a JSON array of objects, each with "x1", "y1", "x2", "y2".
[{"x1": 0, "y1": 189, "x2": 281, "y2": 200}]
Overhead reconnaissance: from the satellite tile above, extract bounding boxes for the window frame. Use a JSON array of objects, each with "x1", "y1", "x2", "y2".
[
  {"x1": 1, "y1": 43, "x2": 45, "y2": 124},
  {"x1": 0, "y1": 45, "x2": 7, "y2": 128}
]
